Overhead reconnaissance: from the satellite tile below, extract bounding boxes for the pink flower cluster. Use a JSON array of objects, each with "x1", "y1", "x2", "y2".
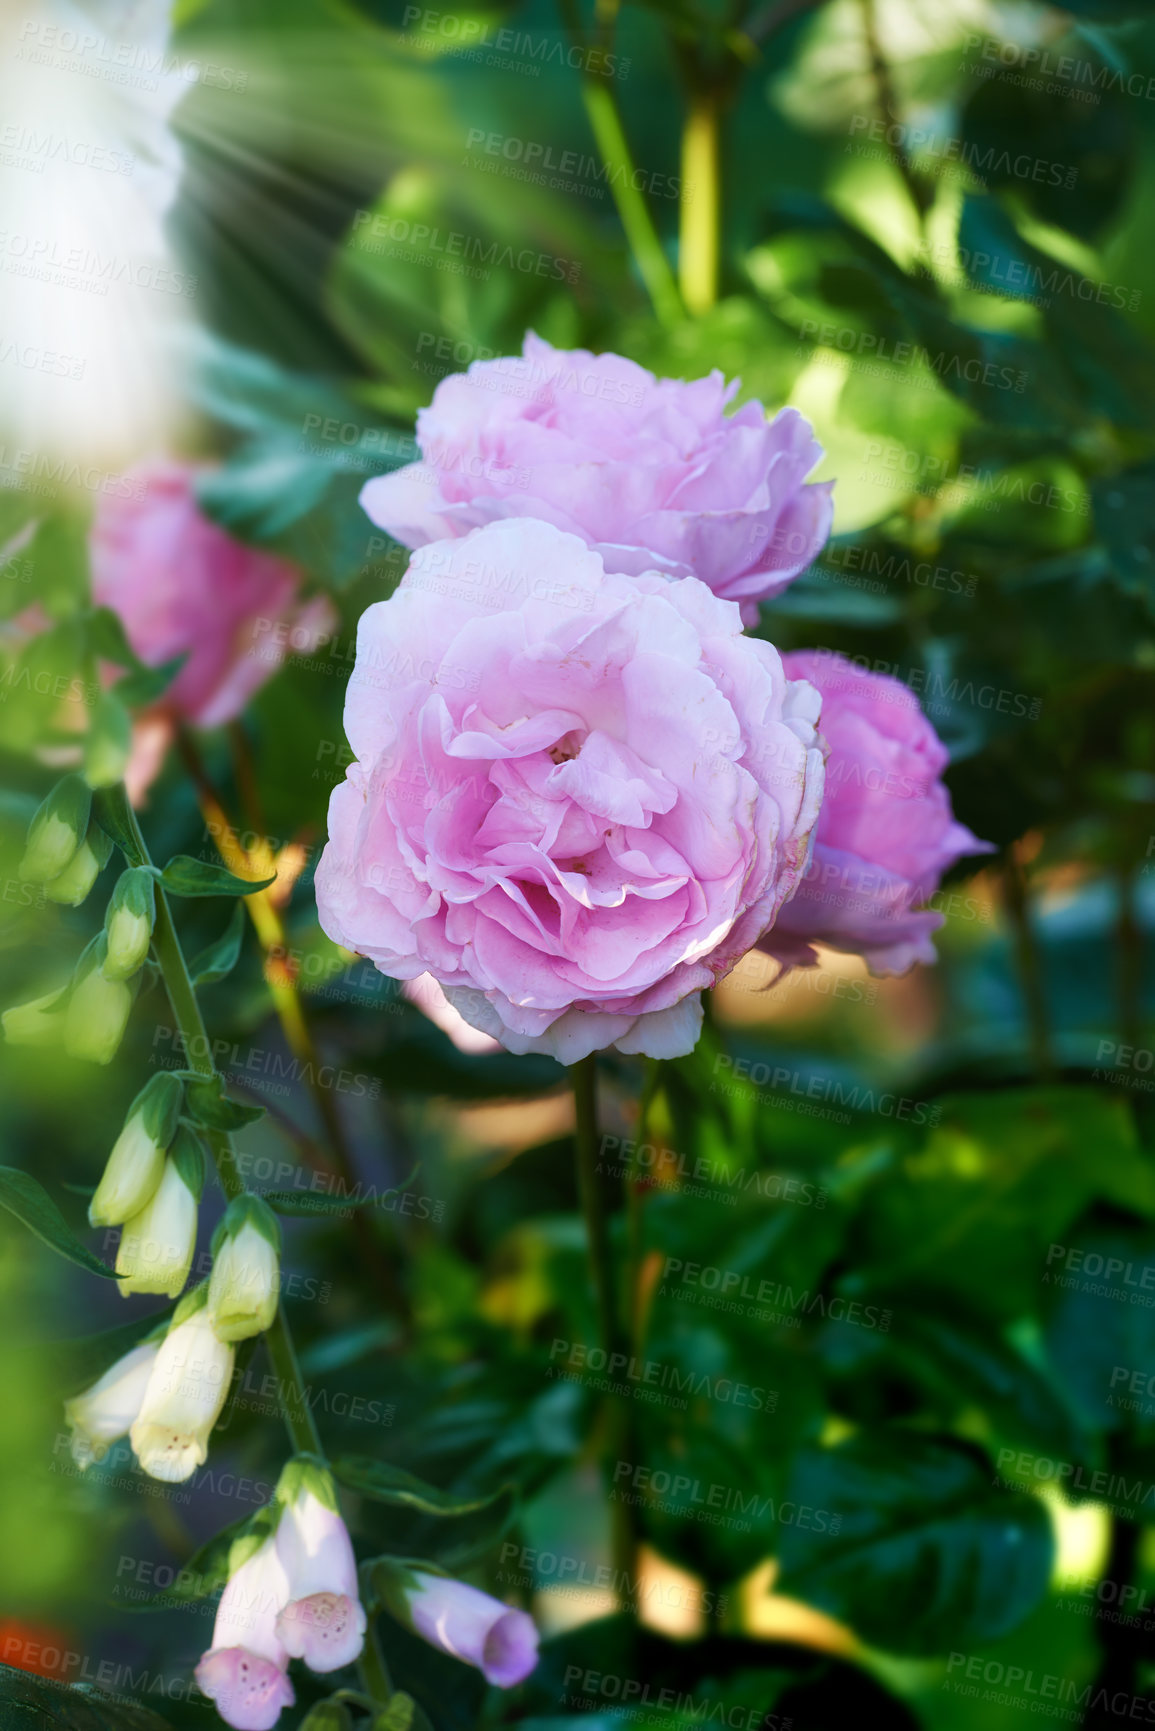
[{"x1": 315, "y1": 339, "x2": 990, "y2": 1059}]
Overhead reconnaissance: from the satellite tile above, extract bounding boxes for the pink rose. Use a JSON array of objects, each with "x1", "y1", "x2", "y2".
[
  {"x1": 315, "y1": 519, "x2": 825, "y2": 1063},
  {"x1": 91, "y1": 460, "x2": 335, "y2": 729},
  {"x1": 762, "y1": 651, "x2": 993, "y2": 975},
  {"x1": 360, "y1": 334, "x2": 833, "y2": 622}
]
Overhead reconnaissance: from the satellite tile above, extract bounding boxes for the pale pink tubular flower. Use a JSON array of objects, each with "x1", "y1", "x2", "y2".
[
  {"x1": 91, "y1": 459, "x2": 335, "y2": 730},
  {"x1": 360, "y1": 333, "x2": 833, "y2": 621},
  {"x1": 399, "y1": 1571, "x2": 539, "y2": 1687},
  {"x1": 761, "y1": 650, "x2": 994, "y2": 975},
  {"x1": 195, "y1": 1534, "x2": 295, "y2": 1731},
  {"x1": 273, "y1": 1471, "x2": 367, "y2": 1673}
]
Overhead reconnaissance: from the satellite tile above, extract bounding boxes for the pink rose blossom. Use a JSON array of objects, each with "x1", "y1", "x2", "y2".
[
  {"x1": 761, "y1": 650, "x2": 993, "y2": 975},
  {"x1": 195, "y1": 1536, "x2": 295, "y2": 1731},
  {"x1": 360, "y1": 334, "x2": 833, "y2": 622},
  {"x1": 91, "y1": 460, "x2": 335, "y2": 730},
  {"x1": 274, "y1": 1484, "x2": 367, "y2": 1673},
  {"x1": 314, "y1": 518, "x2": 825, "y2": 1063}
]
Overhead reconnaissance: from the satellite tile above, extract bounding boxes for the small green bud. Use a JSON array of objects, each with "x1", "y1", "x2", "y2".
[
  {"x1": 301, "y1": 1703, "x2": 353, "y2": 1731},
  {"x1": 208, "y1": 1194, "x2": 282, "y2": 1343},
  {"x1": 64, "y1": 939, "x2": 136, "y2": 1065},
  {"x1": 89, "y1": 1073, "x2": 183, "y2": 1228},
  {"x1": 273, "y1": 1452, "x2": 338, "y2": 1515},
  {"x1": 84, "y1": 691, "x2": 132, "y2": 790},
  {"x1": 44, "y1": 823, "x2": 114, "y2": 907},
  {"x1": 19, "y1": 775, "x2": 92, "y2": 884},
  {"x1": 103, "y1": 868, "x2": 156, "y2": 980}
]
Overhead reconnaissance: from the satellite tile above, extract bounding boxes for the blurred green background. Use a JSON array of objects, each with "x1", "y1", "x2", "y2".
[{"x1": 4, "y1": 0, "x2": 1155, "y2": 1727}]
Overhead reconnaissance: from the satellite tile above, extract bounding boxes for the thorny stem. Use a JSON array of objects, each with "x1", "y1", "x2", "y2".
[{"x1": 858, "y1": 0, "x2": 930, "y2": 227}]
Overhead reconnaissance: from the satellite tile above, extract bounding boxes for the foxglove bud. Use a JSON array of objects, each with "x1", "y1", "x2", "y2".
[
  {"x1": 103, "y1": 868, "x2": 156, "y2": 980},
  {"x1": 64, "y1": 1336, "x2": 162, "y2": 1468},
  {"x1": 208, "y1": 1194, "x2": 282, "y2": 1343},
  {"x1": 64, "y1": 938, "x2": 137, "y2": 1064},
  {"x1": 85, "y1": 690, "x2": 132, "y2": 789},
  {"x1": 130, "y1": 1284, "x2": 235, "y2": 1482},
  {"x1": 19, "y1": 775, "x2": 92, "y2": 884},
  {"x1": 44, "y1": 823, "x2": 113, "y2": 907},
  {"x1": 116, "y1": 1124, "x2": 204, "y2": 1297},
  {"x1": 89, "y1": 1071, "x2": 183, "y2": 1227},
  {"x1": 2, "y1": 989, "x2": 65, "y2": 1048},
  {"x1": 272, "y1": 1458, "x2": 367, "y2": 1673},
  {"x1": 374, "y1": 1560, "x2": 538, "y2": 1687}
]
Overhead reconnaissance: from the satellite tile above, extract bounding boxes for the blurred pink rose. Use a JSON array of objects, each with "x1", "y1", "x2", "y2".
[
  {"x1": 761, "y1": 650, "x2": 993, "y2": 975},
  {"x1": 361, "y1": 334, "x2": 833, "y2": 622},
  {"x1": 315, "y1": 519, "x2": 825, "y2": 1063},
  {"x1": 91, "y1": 461, "x2": 335, "y2": 730}
]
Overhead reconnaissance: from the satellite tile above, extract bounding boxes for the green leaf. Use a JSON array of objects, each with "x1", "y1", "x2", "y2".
[
  {"x1": 92, "y1": 786, "x2": 143, "y2": 865},
  {"x1": 0, "y1": 1662, "x2": 178, "y2": 1728},
  {"x1": 777, "y1": 1431, "x2": 1053, "y2": 1654},
  {"x1": 331, "y1": 1457, "x2": 512, "y2": 1517},
  {"x1": 45, "y1": 1306, "x2": 174, "y2": 1399},
  {"x1": 1042, "y1": 1221, "x2": 1155, "y2": 1441},
  {"x1": 374, "y1": 1694, "x2": 416, "y2": 1731},
  {"x1": 0, "y1": 1166, "x2": 117, "y2": 1278},
  {"x1": 188, "y1": 904, "x2": 248, "y2": 987},
  {"x1": 264, "y1": 1162, "x2": 419, "y2": 1217},
  {"x1": 154, "y1": 855, "x2": 274, "y2": 898},
  {"x1": 185, "y1": 1074, "x2": 266, "y2": 1131}
]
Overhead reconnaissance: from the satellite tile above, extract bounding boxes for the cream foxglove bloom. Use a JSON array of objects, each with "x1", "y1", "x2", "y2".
[
  {"x1": 207, "y1": 1194, "x2": 281, "y2": 1343},
  {"x1": 195, "y1": 1533, "x2": 295, "y2": 1731},
  {"x1": 116, "y1": 1129, "x2": 201, "y2": 1298},
  {"x1": 130, "y1": 1288, "x2": 234, "y2": 1482},
  {"x1": 64, "y1": 938, "x2": 137, "y2": 1064},
  {"x1": 64, "y1": 1339, "x2": 160, "y2": 1468},
  {"x1": 272, "y1": 1460, "x2": 366, "y2": 1673},
  {"x1": 89, "y1": 1071, "x2": 182, "y2": 1228},
  {"x1": 377, "y1": 1561, "x2": 538, "y2": 1687}
]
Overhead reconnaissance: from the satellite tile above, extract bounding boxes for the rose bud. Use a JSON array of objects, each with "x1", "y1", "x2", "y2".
[
  {"x1": 63, "y1": 1337, "x2": 161, "y2": 1469},
  {"x1": 374, "y1": 1560, "x2": 538, "y2": 1687},
  {"x1": 116, "y1": 1124, "x2": 203, "y2": 1298},
  {"x1": 103, "y1": 866, "x2": 156, "y2": 980},
  {"x1": 207, "y1": 1194, "x2": 282, "y2": 1343},
  {"x1": 19, "y1": 774, "x2": 92, "y2": 884},
  {"x1": 130, "y1": 1285, "x2": 235, "y2": 1482},
  {"x1": 44, "y1": 823, "x2": 113, "y2": 907},
  {"x1": 195, "y1": 1531, "x2": 295, "y2": 1731},
  {"x1": 89, "y1": 1071, "x2": 183, "y2": 1228},
  {"x1": 272, "y1": 1457, "x2": 366, "y2": 1673},
  {"x1": 64, "y1": 938, "x2": 138, "y2": 1064}
]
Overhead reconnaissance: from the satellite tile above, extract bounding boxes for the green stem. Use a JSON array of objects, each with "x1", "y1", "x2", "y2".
[
  {"x1": 358, "y1": 1616, "x2": 395, "y2": 1704},
  {"x1": 1117, "y1": 862, "x2": 1142, "y2": 1055},
  {"x1": 109, "y1": 786, "x2": 322, "y2": 1459},
  {"x1": 571, "y1": 1055, "x2": 638, "y2": 1591},
  {"x1": 558, "y1": 0, "x2": 683, "y2": 327},
  {"x1": 1003, "y1": 845, "x2": 1054, "y2": 1082},
  {"x1": 679, "y1": 87, "x2": 721, "y2": 315}
]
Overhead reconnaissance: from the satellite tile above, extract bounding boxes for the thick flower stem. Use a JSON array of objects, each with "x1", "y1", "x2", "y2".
[
  {"x1": 679, "y1": 87, "x2": 721, "y2": 315},
  {"x1": 571, "y1": 1055, "x2": 639, "y2": 1591},
  {"x1": 107, "y1": 785, "x2": 322, "y2": 1461}
]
